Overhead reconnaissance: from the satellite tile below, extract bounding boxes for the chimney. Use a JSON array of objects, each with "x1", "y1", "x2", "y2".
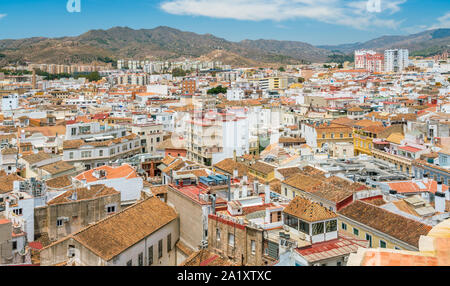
[
  {"x1": 233, "y1": 149, "x2": 237, "y2": 162},
  {"x1": 265, "y1": 183, "x2": 271, "y2": 204},
  {"x1": 234, "y1": 187, "x2": 240, "y2": 200},
  {"x1": 242, "y1": 185, "x2": 248, "y2": 198},
  {"x1": 435, "y1": 181, "x2": 446, "y2": 213},
  {"x1": 253, "y1": 180, "x2": 259, "y2": 194},
  {"x1": 233, "y1": 168, "x2": 238, "y2": 179},
  {"x1": 265, "y1": 208, "x2": 271, "y2": 224},
  {"x1": 243, "y1": 173, "x2": 248, "y2": 184}
]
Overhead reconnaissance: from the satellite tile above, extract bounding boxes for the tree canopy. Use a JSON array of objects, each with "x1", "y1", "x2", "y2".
[{"x1": 207, "y1": 85, "x2": 227, "y2": 95}]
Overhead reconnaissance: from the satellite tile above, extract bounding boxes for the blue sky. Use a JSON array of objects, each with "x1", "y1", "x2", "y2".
[{"x1": 0, "y1": 0, "x2": 449, "y2": 45}]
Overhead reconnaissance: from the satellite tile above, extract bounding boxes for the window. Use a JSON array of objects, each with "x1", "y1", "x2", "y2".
[
  {"x1": 341, "y1": 222, "x2": 347, "y2": 230},
  {"x1": 12, "y1": 241, "x2": 17, "y2": 250},
  {"x1": 57, "y1": 219, "x2": 63, "y2": 227},
  {"x1": 337, "y1": 261, "x2": 342, "y2": 266},
  {"x1": 71, "y1": 128, "x2": 76, "y2": 136},
  {"x1": 380, "y1": 240, "x2": 387, "y2": 248},
  {"x1": 366, "y1": 234, "x2": 373, "y2": 247},
  {"x1": 157, "y1": 137, "x2": 160, "y2": 143},
  {"x1": 107, "y1": 205, "x2": 116, "y2": 214},
  {"x1": 326, "y1": 220, "x2": 337, "y2": 232},
  {"x1": 322, "y1": 134, "x2": 326, "y2": 139},
  {"x1": 284, "y1": 188, "x2": 287, "y2": 196},
  {"x1": 394, "y1": 246, "x2": 401, "y2": 250},
  {"x1": 312, "y1": 222, "x2": 324, "y2": 235},
  {"x1": 216, "y1": 228, "x2": 221, "y2": 241},
  {"x1": 340, "y1": 133, "x2": 344, "y2": 139},
  {"x1": 228, "y1": 233, "x2": 235, "y2": 247},
  {"x1": 331, "y1": 133, "x2": 334, "y2": 139},
  {"x1": 353, "y1": 228, "x2": 359, "y2": 236},
  {"x1": 81, "y1": 151, "x2": 92, "y2": 158},
  {"x1": 69, "y1": 152, "x2": 74, "y2": 160},
  {"x1": 158, "y1": 239, "x2": 163, "y2": 258},
  {"x1": 251, "y1": 240, "x2": 256, "y2": 254},
  {"x1": 126, "y1": 260, "x2": 132, "y2": 266},
  {"x1": 13, "y1": 208, "x2": 23, "y2": 216},
  {"x1": 99, "y1": 150, "x2": 104, "y2": 157},
  {"x1": 167, "y1": 233, "x2": 172, "y2": 252},
  {"x1": 148, "y1": 246, "x2": 154, "y2": 265},
  {"x1": 285, "y1": 214, "x2": 299, "y2": 230},
  {"x1": 138, "y1": 252, "x2": 143, "y2": 266},
  {"x1": 299, "y1": 220, "x2": 309, "y2": 234}
]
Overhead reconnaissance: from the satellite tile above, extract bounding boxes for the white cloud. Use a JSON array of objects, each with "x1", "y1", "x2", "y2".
[
  {"x1": 0, "y1": 14, "x2": 6, "y2": 20},
  {"x1": 429, "y1": 12, "x2": 450, "y2": 29},
  {"x1": 160, "y1": 0, "x2": 406, "y2": 30}
]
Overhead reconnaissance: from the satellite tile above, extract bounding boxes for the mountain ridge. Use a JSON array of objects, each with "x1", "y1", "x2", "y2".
[{"x1": 0, "y1": 26, "x2": 449, "y2": 67}]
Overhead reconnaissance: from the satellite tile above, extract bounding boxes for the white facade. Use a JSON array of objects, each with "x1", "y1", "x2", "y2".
[
  {"x1": 226, "y1": 88, "x2": 245, "y2": 101},
  {"x1": 1, "y1": 94, "x2": 19, "y2": 111},
  {"x1": 384, "y1": 49, "x2": 409, "y2": 72}
]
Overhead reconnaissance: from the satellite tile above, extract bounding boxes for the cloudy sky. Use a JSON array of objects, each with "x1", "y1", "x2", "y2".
[{"x1": 0, "y1": 0, "x2": 449, "y2": 45}]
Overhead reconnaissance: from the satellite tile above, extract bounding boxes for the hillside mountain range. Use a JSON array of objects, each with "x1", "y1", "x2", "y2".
[{"x1": 0, "y1": 26, "x2": 448, "y2": 68}]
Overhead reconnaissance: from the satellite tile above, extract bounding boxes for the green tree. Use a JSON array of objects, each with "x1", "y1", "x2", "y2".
[
  {"x1": 85, "y1": 71, "x2": 102, "y2": 82},
  {"x1": 172, "y1": 68, "x2": 187, "y2": 77},
  {"x1": 207, "y1": 85, "x2": 227, "y2": 95},
  {"x1": 278, "y1": 66, "x2": 285, "y2": 72},
  {"x1": 298, "y1": 77, "x2": 305, "y2": 83}
]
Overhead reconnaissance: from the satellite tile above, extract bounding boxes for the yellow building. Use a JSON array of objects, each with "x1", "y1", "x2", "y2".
[
  {"x1": 353, "y1": 120, "x2": 385, "y2": 156},
  {"x1": 347, "y1": 218, "x2": 450, "y2": 266},
  {"x1": 248, "y1": 161, "x2": 275, "y2": 183},
  {"x1": 338, "y1": 200, "x2": 432, "y2": 251}
]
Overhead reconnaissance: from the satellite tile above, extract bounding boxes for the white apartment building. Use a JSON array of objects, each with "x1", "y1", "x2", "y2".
[
  {"x1": 186, "y1": 111, "x2": 250, "y2": 166},
  {"x1": 131, "y1": 123, "x2": 164, "y2": 155},
  {"x1": 62, "y1": 132, "x2": 141, "y2": 170},
  {"x1": 1, "y1": 94, "x2": 19, "y2": 111},
  {"x1": 384, "y1": 49, "x2": 409, "y2": 72}
]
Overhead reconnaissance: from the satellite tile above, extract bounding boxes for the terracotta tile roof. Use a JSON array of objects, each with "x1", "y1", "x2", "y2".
[
  {"x1": 0, "y1": 174, "x2": 24, "y2": 194},
  {"x1": 338, "y1": 201, "x2": 432, "y2": 248},
  {"x1": 75, "y1": 164, "x2": 138, "y2": 183},
  {"x1": 40, "y1": 161, "x2": 75, "y2": 175},
  {"x1": 284, "y1": 196, "x2": 338, "y2": 222},
  {"x1": 249, "y1": 161, "x2": 275, "y2": 175},
  {"x1": 277, "y1": 167, "x2": 302, "y2": 179},
  {"x1": 213, "y1": 158, "x2": 248, "y2": 177},
  {"x1": 45, "y1": 175, "x2": 73, "y2": 189},
  {"x1": 148, "y1": 185, "x2": 169, "y2": 196},
  {"x1": 386, "y1": 133, "x2": 404, "y2": 145},
  {"x1": 278, "y1": 137, "x2": 306, "y2": 144},
  {"x1": 162, "y1": 159, "x2": 186, "y2": 173},
  {"x1": 283, "y1": 174, "x2": 356, "y2": 203},
  {"x1": 1, "y1": 148, "x2": 17, "y2": 155},
  {"x1": 47, "y1": 185, "x2": 119, "y2": 205},
  {"x1": 387, "y1": 180, "x2": 448, "y2": 195},
  {"x1": 180, "y1": 249, "x2": 236, "y2": 266},
  {"x1": 161, "y1": 155, "x2": 177, "y2": 166},
  {"x1": 21, "y1": 152, "x2": 54, "y2": 164},
  {"x1": 44, "y1": 197, "x2": 178, "y2": 261}
]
